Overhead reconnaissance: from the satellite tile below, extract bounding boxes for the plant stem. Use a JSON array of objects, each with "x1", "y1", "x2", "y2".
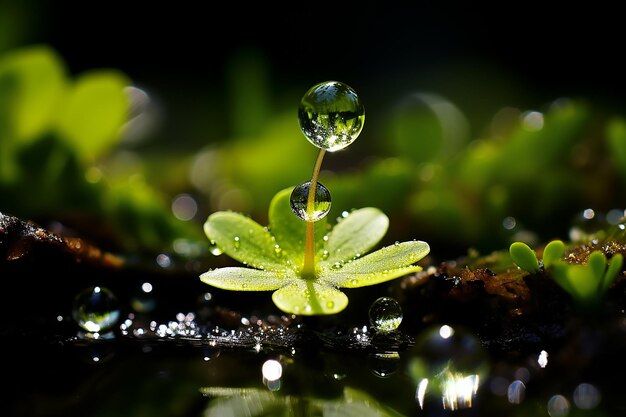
[{"x1": 302, "y1": 148, "x2": 326, "y2": 278}]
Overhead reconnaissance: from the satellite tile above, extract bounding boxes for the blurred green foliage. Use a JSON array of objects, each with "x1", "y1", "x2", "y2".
[
  {"x1": 0, "y1": 45, "x2": 204, "y2": 254},
  {"x1": 2, "y1": 43, "x2": 626, "y2": 260}
]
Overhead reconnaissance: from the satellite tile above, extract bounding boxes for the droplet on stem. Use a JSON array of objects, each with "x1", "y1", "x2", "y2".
[
  {"x1": 298, "y1": 81, "x2": 365, "y2": 152},
  {"x1": 290, "y1": 181, "x2": 331, "y2": 222}
]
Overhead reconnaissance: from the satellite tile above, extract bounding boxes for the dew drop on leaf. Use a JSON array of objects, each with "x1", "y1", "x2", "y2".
[
  {"x1": 274, "y1": 244, "x2": 283, "y2": 257},
  {"x1": 369, "y1": 297, "x2": 402, "y2": 331},
  {"x1": 233, "y1": 236, "x2": 240, "y2": 249},
  {"x1": 298, "y1": 80, "x2": 365, "y2": 152},
  {"x1": 331, "y1": 262, "x2": 343, "y2": 270},
  {"x1": 290, "y1": 181, "x2": 331, "y2": 222},
  {"x1": 208, "y1": 240, "x2": 223, "y2": 256},
  {"x1": 322, "y1": 250, "x2": 330, "y2": 260},
  {"x1": 72, "y1": 286, "x2": 120, "y2": 333}
]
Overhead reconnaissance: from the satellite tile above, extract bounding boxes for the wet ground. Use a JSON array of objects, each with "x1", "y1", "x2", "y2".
[{"x1": 3, "y1": 212, "x2": 626, "y2": 416}]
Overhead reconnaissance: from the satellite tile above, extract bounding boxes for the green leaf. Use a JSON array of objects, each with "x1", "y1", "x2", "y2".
[
  {"x1": 325, "y1": 241, "x2": 429, "y2": 287},
  {"x1": 509, "y1": 242, "x2": 539, "y2": 273},
  {"x1": 268, "y1": 187, "x2": 327, "y2": 268},
  {"x1": 324, "y1": 207, "x2": 389, "y2": 264},
  {"x1": 543, "y1": 240, "x2": 565, "y2": 268},
  {"x1": 566, "y1": 265, "x2": 597, "y2": 301},
  {"x1": 200, "y1": 267, "x2": 291, "y2": 291},
  {"x1": 204, "y1": 211, "x2": 286, "y2": 271},
  {"x1": 272, "y1": 281, "x2": 349, "y2": 315},
  {"x1": 0, "y1": 45, "x2": 66, "y2": 142},
  {"x1": 551, "y1": 263, "x2": 578, "y2": 297},
  {"x1": 587, "y1": 251, "x2": 607, "y2": 282},
  {"x1": 602, "y1": 253, "x2": 623, "y2": 292},
  {"x1": 57, "y1": 70, "x2": 129, "y2": 161}
]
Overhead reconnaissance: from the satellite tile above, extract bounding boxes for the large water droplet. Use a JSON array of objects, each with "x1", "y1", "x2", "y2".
[
  {"x1": 289, "y1": 181, "x2": 331, "y2": 222},
  {"x1": 72, "y1": 286, "x2": 120, "y2": 333},
  {"x1": 369, "y1": 297, "x2": 403, "y2": 331},
  {"x1": 298, "y1": 81, "x2": 364, "y2": 152}
]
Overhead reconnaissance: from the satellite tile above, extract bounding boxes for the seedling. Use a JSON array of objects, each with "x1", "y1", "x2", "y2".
[
  {"x1": 200, "y1": 81, "x2": 430, "y2": 315},
  {"x1": 510, "y1": 239, "x2": 623, "y2": 309}
]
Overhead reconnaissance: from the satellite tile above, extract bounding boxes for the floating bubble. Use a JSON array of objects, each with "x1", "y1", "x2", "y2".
[
  {"x1": 289, "y1": 181, "x2": 331, "y2": 222},
  {"x1": 369, "y1": 297, "x2": 403, "y2": 331},
  {"x1": 298, "y1": 80, "x2": 364, "y2": 152},
  {"x1": 72, "y1": 286, "x2": 120, "y2": 333}
]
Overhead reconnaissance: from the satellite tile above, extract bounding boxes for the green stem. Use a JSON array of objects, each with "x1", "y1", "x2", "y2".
[{"x1": 301, "y1": 148, "x2": 326, "y2": 278}]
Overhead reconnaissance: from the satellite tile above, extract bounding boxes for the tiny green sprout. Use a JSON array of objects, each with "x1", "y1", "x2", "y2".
[
  {"x1": 542, "y1": 239, "x2": 566, "y2": 268},
  {"x1": 509, "y1": 241, "x2": 539, "y2": 273},
  {"x1": 200, "y1": 81, "x2": 430, "y2": 315},
  {"x1": 549, "y1": 250, "x2": 623, "y2": 309}
]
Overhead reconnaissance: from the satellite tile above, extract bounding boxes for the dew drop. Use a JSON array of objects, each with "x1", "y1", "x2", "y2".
[
  {"x1": 72, "y1": 286, "x2": 120, "y2": 333},
  {"x1": 322, "y1": 250, "x2": 330, "y2": 260},
  {"x1": 208, "y1": 240, "x2": 223, "y2": 256},
  {"x1": 290, "y1": 181, "x2": 331, "y2": 222},
  {"x1": 274, "y1": 244, "x2": 283, "y2": 257},
  {"x1": 331, "y1": 262, "x2": 343, "y2": 270},
  {"x1": 326, "y1": 301, "x2": 335, "y2": 309},
  {"x1": 350, "y1": 279, "x2": 358, "y2": 286},
  {"x1": 369, "y1": 297, "x2": 403, "y2": 331},
  {"x1": 233, "y1": 236, "x2": 240, "y2": 249},
  {"x1": 298, "y1": 81, "x2": 365, "y2": 152}
]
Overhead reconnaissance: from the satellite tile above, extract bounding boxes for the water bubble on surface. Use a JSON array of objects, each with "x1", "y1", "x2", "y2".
[
  {"x1": 289, "y1": 181, "x2": 331, "y2": 222},
  {"x1": 369, "y1": 352, "x2": 400, "y2": 378},
  {"x1": 407, "y1": 324, "x2": 489, "y2": 410},
  {"x1": 72, "y1": 286, "x2": 120, "y2": 333},
  {"x1": 298, "y1": 80, "x2": 364, "y2": 152},
  {"x1": 369, "y1": 297, "x2": 403, "y2": 331},
  {"x1": 573, "y1": 383, "x2": 601, "y2": 410}
]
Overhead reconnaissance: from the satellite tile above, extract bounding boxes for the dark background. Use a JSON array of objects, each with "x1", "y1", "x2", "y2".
[{"x1": 4, "y1": 1, "x2": 623, "y2": 147}]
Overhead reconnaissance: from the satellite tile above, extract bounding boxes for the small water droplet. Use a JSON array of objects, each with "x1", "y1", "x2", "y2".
[
  {"x1": 274, "y1": 244, "x2": 283, "y2": 257},
  {"x1": 298, "y1": 80, "x2": 365, "y2": 152},
  {"x1": 350, "y1": 279, "x2": 358, "y2": 286},
  {"x1": 326, "y1": 301, "x2": 335, "y2": 309},
  {"x1": 208, "y1": 240, "x2": 223, "y2": 256},
  {"x1": 323, "y1": 235, "x2": 329, "y2": 241},
  {"x1": 331, "y1": 262, "x2": 343, "y2": 270},
  {"x1": 72, "y1": 286, "x2": 120, "y2": 333},
  {"x1": 369, "y1": 297, "x2": 402, "y2": 331},
  {"x1": 394, "y1": 241, "x2": 400, "y2": 246},
  {"x1": 290, "y1": 181, "x2": 331, "y2": 222},
  {"x1": 233, "y1": 236, "x2": 240, "y2": 249},
  {"x1": 322, "y1": 250, "x2": 330, "y2": 260}
]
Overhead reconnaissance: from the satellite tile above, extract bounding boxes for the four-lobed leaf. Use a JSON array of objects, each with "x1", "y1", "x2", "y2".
[{"x1": 201, "y1": 187, "x2": 430, "y2": 315}]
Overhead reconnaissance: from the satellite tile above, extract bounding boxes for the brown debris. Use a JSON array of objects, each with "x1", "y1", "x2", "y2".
[{"x1": 0, "y1": 211, "x2": 124, "y2": 268}]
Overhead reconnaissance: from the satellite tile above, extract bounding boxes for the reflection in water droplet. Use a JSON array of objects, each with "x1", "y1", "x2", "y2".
[
  {"x1": 407, "y1": 324, "x2": 489, "y2": 411},
  {"x1": 72, "y1": 286, "x2": 120, "y2": 333},
  {"x1": 573, "y1": 383, "x2": 601, "y2": 410},
  {"x1": 547, "y1": 394, "x2": 570, "y2": 417},
  {"x1": 290, "y1": 181, "x2": 331, "y2": 222},
  {"x1": 369, "y1": 297, "x2": 403, "y2": 331},
  {"x1": 298, "y1": 80, "x2": 364, "y2": 152},
  {"x1": 274, "y1": 244, "x2": 282, "y2": 257},
  {"x1": 209, "y1": 240, "x2": 223, "y2": 256},
  {"x1": 507, "y1": 380, "x2": 526, "y2": 404},
  {"x1": 369, "y1": 352, "x2": 400, "y2": 378},
  {"x1": 322, "y1": 250, "x2": 330, "y2": 260}
]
